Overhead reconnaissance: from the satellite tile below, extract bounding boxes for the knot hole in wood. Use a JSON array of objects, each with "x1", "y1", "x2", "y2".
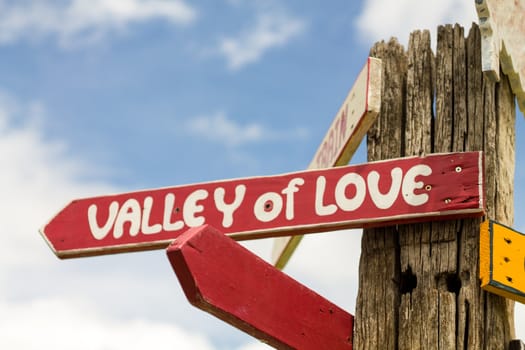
[
  {"x1": 435, "y1": 272, "x2": 464, "y2": 294},
  {"x1": 399, "y1": 266, "x2": 417, "y2": 294}
]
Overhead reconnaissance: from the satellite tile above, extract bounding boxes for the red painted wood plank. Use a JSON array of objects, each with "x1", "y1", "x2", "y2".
[
  {"x1": 166, "y1": 224, "x2": 353, "y2": 350},
  {"x1": 40, "y1": 151, "x2": 484, "y2": 258}
]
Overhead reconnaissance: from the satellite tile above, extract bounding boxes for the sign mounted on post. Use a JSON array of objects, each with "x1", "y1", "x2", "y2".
[
  {"x1": 272, "y1": 57, "x2": 382, "y2": 269},
  {"x1": 476, "y1": 0, "x2": 525, "y2": 113},
  {"x1": 41, "y1": 151, "x2": 484, "y2": 258},
  {"x1": 480, "y1": 219, "x2": 525, "y2": 304},
  {"x1": 167, "y1": 224, "x2": 354, "y2": 350}
]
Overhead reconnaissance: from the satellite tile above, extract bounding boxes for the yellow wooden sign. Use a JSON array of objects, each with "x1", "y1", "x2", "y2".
[
  {"x1": 476, "y1": 0, "x2": 525, "y2": 113},
  {"x1": 480, "y1": 220, "x2": 525, "y2": 304}
]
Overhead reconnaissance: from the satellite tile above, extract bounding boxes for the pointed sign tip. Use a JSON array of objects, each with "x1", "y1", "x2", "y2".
[{"x1": 167, "y1": 224, "x2": 354, "y2": 350}]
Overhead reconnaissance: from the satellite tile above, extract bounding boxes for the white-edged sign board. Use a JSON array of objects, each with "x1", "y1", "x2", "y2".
[{"x1": 272, "y1": 57, "x2": 382, "y2": 269}]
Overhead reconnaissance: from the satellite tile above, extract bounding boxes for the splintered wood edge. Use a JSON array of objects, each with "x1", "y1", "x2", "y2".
[
  {"x1": 476, "y1": 0, "x2": 525, "y2": 113},
  {"x1": 367, "y1": 57, "x2": 382, "y2": 114}
]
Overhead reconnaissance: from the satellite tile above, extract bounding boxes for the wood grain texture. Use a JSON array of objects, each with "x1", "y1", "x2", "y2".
[
  {"x1": 354, "y1": 24, "x2": 516, "y2": 349},
  {"x1": 167, "y1": 225, "x2": 353, "y2": 350},
  {"x1": 354, "y1": 37, "x2": 406, "y2": 350}
]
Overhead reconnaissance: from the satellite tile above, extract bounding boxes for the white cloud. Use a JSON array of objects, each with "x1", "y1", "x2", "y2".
[
  {"x1": 517, "y1": 304, "x2": 525, "y2": 339},
  {"x1": 0, "y1": 0, "x2": 196, "y2": 47},
  {"x1": 0, "y1": 298, "x2": 215, "y2": 350},
  {"x1": 236, "y1": 342, "x2": 273, "y2": 350},
  {"x1": 187, "y1": 112, "x2": 264, "y2": 146},
  {"x1": 0, "y1": 91, "x2": 221, "y2": 349},
  {"x1": 219, "y1": 11, "x2": 305, "y2": 70},
  {"x1": 185, "y1": 112, "x2": 308, "y2": 147},
  {"x1": 283, "y1": 229, "x2": 361, "y2": 313},
  {"x1": 0, "y1": 93, "x2": 116, "y2": 268},
  {"x1": 355, "y1": 0, "x2": 478, "y2": 48}
]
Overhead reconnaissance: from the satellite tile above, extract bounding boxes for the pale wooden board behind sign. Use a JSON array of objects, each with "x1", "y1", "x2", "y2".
[{"x1": 271, "y1": 57, "x2": 382, "y2": 269}]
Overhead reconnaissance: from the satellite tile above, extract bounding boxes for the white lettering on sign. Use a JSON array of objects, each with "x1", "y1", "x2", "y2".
[
  {"x1": 315, "y1": 165, "x2": 431, "y2": 215},
  {"x1": 142, "y1": 196, "x2": 162, "y2": 234},
  {"x1": 402, "y1": 165, "x2": 431, "y2": 206},
  {"x1": 334, "y1": 173, "x2": 367, "y2": 211},
  {"x1": 254, "y1": 192, "x2": 283, "y2": 223},
  {"x1": 315, "y1": 176, "x2": 337, "y2": 216},
  {"x1": 281, "y1": 178, "x2": 305, "y2": 220},
  {"x1": 87, "y1": 164, "x2": 432, "y2": 241},
  {"x1": 184, "y1": 189, "x2": 208, "y2": 227},
  {"x1": 314, "y1": 108, "x2": 348, "y2": 168},
  {"x1": 88, "y1": 187, "x2": 241, "y2": 240},
  {"x1": 214, "y1": 185, "x2": 246, "y2": 228},
  {"x1": 114, "y1": 199, "x2": 141, "y2": 238},
  {"x1": 367, "y1": 168, "x2": 402, "y2": 209},
  {"x1": 88, "y1": 202, "x2": 119, "y2": 240},
  {"x1": 41, "y1": 151, "x2": 484, "y2": 258},
  {"x1": 163, "y1": 194, "x2": 184, "y2": 231}
]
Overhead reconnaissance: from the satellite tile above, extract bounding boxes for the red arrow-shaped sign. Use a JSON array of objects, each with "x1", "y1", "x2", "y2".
[
  {"x1": 166, "y1": 224, "x2": 354, "y2": 350},
  {"x1": 40, "y1": 151, "x2": 484, "y2": 258}
]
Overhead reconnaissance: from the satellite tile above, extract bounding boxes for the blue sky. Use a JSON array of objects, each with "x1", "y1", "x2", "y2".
[{"x1": 0, "y1": 0, "x2": 524, "y2": 349}]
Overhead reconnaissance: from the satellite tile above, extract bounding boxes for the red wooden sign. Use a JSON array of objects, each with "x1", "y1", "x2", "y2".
[
  {"x1": 167, "y1": 224, "x2": 354, "y2": 350},
  {"x1": 40, "y1": 151, "x2": 484, "y2": 258}
]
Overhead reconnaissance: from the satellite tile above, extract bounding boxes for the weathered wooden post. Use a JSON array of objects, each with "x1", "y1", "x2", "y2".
[{"x1": 354, "y1": 24, "x2": 516, "y2": 349}]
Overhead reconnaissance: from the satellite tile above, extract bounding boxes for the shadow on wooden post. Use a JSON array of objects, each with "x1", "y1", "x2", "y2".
[
  {"x1": 510, "y1": 340, "x2": 525, "y2": 350},
  {"x1": 354, "y1": 23, "x2": 516, "y2": 350}
]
